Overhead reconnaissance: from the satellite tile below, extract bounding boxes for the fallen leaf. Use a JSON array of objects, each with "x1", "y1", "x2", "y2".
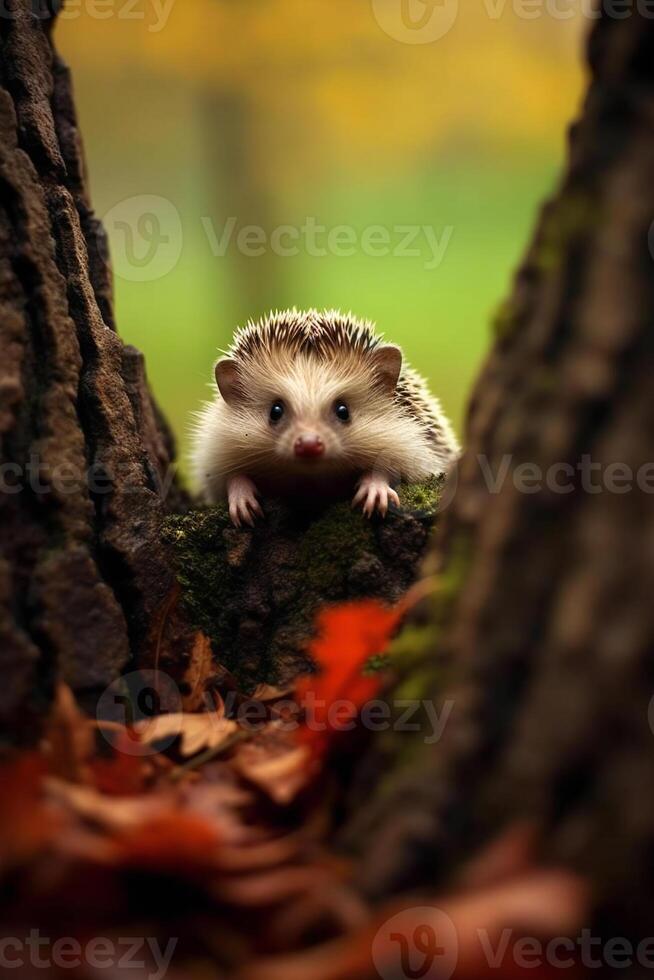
[
  {"x1": 0, "y1": 755, "x2": 58, "y2": 870},
  {"x1": 296, "y1": 600, "x2": 400, "y2": 755},
  {"x1": 136, "y1": 709, "x2": 238, "y2": 757},
  {"x1": 232, "y1": 739, "x2": 312, "y2": 804},
  {"x1": 115, "y1": 811, "x2": 222, "y2": 874},
  {"x1": 251, "y1": 684, "x2": 295, "y2": 702},
  {"x1": 89, "y1": 733, "x2": 154, "y2": 795},
  {"x1": 182, "y1": 632, "x2": 216, "y2": 710},
  {"x1": 237, "y1": 869, "x2": 588, "y2": 980},
  {"x1": 41, "y1": 683, "x2": 94, "y2": 782},
  {"x1": 45, "y1": 777, "x2": 170, "y2": 832}
]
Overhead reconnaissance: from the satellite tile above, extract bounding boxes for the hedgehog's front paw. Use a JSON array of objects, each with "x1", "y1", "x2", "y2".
[
  {"x1": 352, "y1": 472, "x2": 400, "y2": 518},
  {"x1": 227, "y1": 474, "x2": 263, "y2": 528}
]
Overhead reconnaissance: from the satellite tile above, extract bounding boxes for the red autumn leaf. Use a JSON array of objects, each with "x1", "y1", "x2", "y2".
[
  {"x1": 0, "y1": 754, "x2": 58, "y2": 870},
  {"x1": 296, "y1": 600, "x2": 401, "y2": 755},
  {"x1": 89, "y1": 734, "x2": 152, "y2": 796},
  {"x1": 113, "y1": 811, "x2": 222, "y2": 875}
]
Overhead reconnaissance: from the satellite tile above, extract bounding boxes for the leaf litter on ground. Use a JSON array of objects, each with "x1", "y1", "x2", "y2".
[{"x1": 0, "y1": 597, "x2": 590, "y2": 978}]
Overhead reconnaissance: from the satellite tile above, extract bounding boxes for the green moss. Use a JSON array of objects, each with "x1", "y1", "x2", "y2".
[
  {"x1": 533, "y1": 190, "x2": 599, "y2": 273},
  {"x1": 492, "y1": 297, "x2": 520, "y2": 341},
  {"x1": 370, "y1": 529, "x2": 472, "y2": 771},
  {"x1": 364, "y1": 653, "x2": 392, "y2": 674},
  {"x1": 162, "y1": 480, "x2": 440, "y2": 689},
  {"x1": 492, "y1": 190, "x2": 599, "y2": 344},
  {"x1": 438, "y1": 529, "x2": 473, "y2": 609},
  {"x1": 397, "y1": 475, "x2": 444, "y2": 516},
  {"x1": 298, "y1": 502, "x2": 375, "y2": 595},
  {"x1": 161, "y1": 505, "x2": 234, "y2": 644}
]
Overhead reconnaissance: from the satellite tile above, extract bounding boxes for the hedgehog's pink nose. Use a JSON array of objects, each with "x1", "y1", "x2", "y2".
[{"x1": 294, "y1": 434, "x2": 325, "y2": 458}]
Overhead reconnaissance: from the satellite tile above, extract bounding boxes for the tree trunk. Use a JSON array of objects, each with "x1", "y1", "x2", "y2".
[
  {"x1": 354, "y1": 5, "x2": 654, "y2": 942},
  {"x1": 0, "y1": 1, "x2": 182, "y2": 738}
]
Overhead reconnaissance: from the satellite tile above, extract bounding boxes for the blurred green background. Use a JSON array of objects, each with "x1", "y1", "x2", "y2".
[{"x1": 58, "y1": 0, "x2": 586, "y2": 481}]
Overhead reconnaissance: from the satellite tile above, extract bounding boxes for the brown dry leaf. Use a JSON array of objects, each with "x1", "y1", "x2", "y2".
[
  {"x1": 230, "y1": 725, "x2": 312, "y2": 804},
  {"x1": 250, "y1": 683, "x2": 295, "y2": 703},
  {"x1": 182, "y1": 631, "x2": 215, "y2": 710},
  {"x1": 89, "y1": 738, "x2": 153, "y2": 796},
  {"x1": 237, "y1": 829, "x2": 589, "y2": 980},
  {"x1": 457, "y1": 821, "x2": 538, "y2": 891},
  {"x1": 216, "y1": 865, "x2": 339, "y2": 907},
  {"x1": 41, "y1": 683, "x2": 94, "y2": 782},
  {"x1": 136, "y1": 710, "x2": 238, "y2": 757},
  {"x1": 179, "y1": 780, "x2": 262, "y2": 847},
  {"x1": 213, "y1": 834, "x2": 305, "y2": 873},
  {"x1": 45, "y1": 776, "x2": 171, "y2": 832},
  {"x1": 264, "y1": 885, "x2": 369, "y2": 953}
]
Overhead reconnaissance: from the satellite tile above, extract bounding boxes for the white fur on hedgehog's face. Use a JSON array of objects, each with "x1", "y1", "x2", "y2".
[{"x1": 214, "y1": 346, "x2": 404, "y2": 477}]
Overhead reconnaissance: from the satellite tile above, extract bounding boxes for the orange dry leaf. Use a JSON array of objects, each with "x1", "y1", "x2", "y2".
[
  {"x1": 182, "y1": 631, "x2": 216, "y2": 710},
  {"x1": 41, "y1": 683, "x2": 95, "y2": 782},
  {"x1": 296, "y1": 600, "x2": 400, "y2": 755},
  {"x1": 0, "y1": 754, "x2": 58, "y2": 870},
  {"x1": 89, "y1": 735, "x2": 153, "y2": 796},
  {"x1": 114, "y1": 812, "x2": 222, "y2": 875}
]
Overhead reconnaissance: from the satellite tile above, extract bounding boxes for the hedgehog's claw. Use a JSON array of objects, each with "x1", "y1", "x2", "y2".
[
  {"x1": 227, "y1": 474, "x2": 262, "y2": 528},
  {"x1": 353, "y1": 473, "x2": 398, "y2": 518}
]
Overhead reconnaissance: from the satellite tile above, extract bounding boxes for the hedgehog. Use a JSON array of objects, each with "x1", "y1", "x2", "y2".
[{"x1": 190, "y1": 309, "x2": 459, "y2": 527}]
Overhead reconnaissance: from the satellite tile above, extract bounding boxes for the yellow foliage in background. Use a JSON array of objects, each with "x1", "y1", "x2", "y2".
[{"x1": 60, "y1": 0, "x2": 585, "y2": 180}]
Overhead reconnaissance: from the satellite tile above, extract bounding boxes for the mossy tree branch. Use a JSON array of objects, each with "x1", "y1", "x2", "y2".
[{"x1": 160, "y1": 480, "x2": 443, "y2": 692}]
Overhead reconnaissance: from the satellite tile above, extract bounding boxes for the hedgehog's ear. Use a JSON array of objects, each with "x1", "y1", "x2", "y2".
[
  {"x1": 371, "y1": 344, "x2": 402, "y2": 392},
  {"x1": 214, "y1": 358, "x2": 243, "y2": 405}
]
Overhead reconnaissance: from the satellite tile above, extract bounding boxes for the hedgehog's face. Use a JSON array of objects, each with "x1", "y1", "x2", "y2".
[{"x1": 215, "y1": 346, "x2": 403, "y2": 477}]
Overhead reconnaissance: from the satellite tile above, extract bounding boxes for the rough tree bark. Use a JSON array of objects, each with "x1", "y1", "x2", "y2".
[
  {"x1": 353, "y1": 3, "x2": 654, "y2": 947},
  {"x1": 0, "y1": 1, "x2": 183, "y2": 736}
]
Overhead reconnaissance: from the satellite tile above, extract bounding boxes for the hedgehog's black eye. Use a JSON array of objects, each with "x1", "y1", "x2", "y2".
[
  {"x1": 269, "y1": 400, "x2": 285, "y2": 423},
  {"x1": 335, "y1": 402, "x2": 350, "y2": 423}
]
